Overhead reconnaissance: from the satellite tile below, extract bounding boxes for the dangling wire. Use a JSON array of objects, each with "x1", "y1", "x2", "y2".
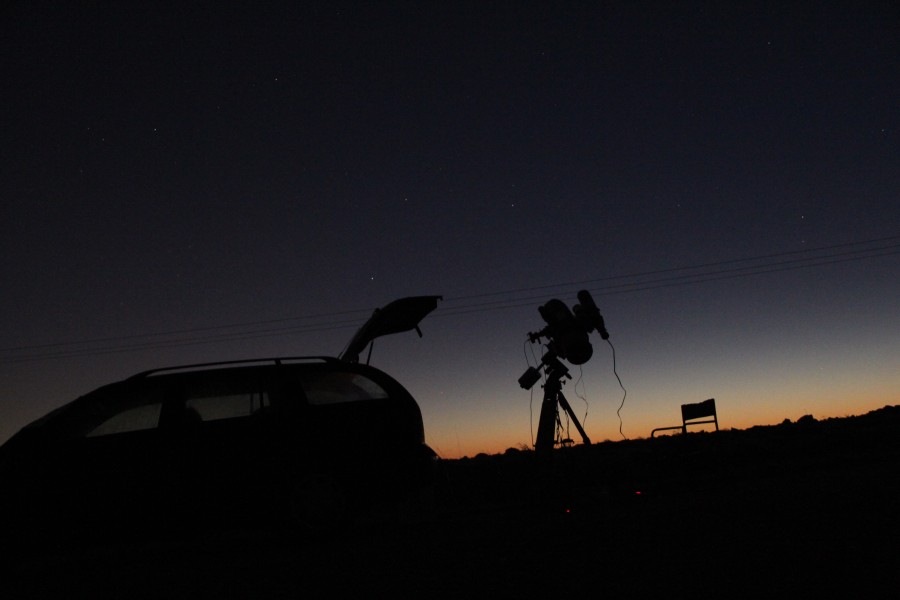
[
  {"x1": 524, "y1": 339, "x2": 545, "y2": 449},
  {"x1": 607, "y1": 338, "x2": 628, "y2": 439},
  {"x1": 573, "y1": 364, "x2": 589, "y2": 431}
]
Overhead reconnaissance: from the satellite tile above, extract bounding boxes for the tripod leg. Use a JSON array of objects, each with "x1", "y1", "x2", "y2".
[
  {"x1": 557, "y1": 392, "x2": 591, "y2": 446},
  {"x1": 535, "y1": 394, "x2": 558, "y2": 454}
]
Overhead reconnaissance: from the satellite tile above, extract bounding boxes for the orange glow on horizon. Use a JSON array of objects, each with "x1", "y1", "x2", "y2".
[{"x1": 432, "y1": 394, "x2": 900, "y2": 459}]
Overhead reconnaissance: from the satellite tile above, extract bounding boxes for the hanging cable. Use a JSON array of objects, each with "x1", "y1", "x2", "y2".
[{"x1": 608, "y1": 338, "x2": 628, "y2": 440}]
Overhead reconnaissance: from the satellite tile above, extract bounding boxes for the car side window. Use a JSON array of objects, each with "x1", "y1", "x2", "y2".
[
  {"x1": 183, "y1": 380, "x2": 270, "y2": 422},
  {"x1": 300, "y1": 371, "x2": 388, "y2": 405},
  {"x1": 86, "y1": 402, "x2": 163, "y2": 437}
]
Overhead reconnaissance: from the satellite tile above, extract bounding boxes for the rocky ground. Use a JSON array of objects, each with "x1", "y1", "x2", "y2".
[{"x1": 5, "y1": 406, "x2": 899, "y2": 598}]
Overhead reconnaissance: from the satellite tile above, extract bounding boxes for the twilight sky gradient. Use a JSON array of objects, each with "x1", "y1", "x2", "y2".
[{"x1": 2, "y1": 2, "x2": 898, "y2": 458}]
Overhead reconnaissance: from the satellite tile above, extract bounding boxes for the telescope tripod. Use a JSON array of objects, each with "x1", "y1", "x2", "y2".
[{"x1": 535, "y1": 362, "x2": 591, "y2": 454}]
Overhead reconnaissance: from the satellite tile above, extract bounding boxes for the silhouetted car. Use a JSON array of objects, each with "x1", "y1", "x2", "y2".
[{"x1": 0, "y1": 296, "x2": 442, "y2": 547}]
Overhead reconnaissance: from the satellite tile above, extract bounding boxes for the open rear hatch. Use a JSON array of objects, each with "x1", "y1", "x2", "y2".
[{"x1": 339, "y1": 295, "x2": 442, "y2": 363}]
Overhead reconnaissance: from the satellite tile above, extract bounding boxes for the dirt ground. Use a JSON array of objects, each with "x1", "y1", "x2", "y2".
[{"x1": 5, "y1": 407, "x2": 899, "y2": 598}]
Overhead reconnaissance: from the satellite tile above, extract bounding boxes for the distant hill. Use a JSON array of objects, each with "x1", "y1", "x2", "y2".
[{"x1": 435, "y1": 404, "x2": 900, "y2": 514}]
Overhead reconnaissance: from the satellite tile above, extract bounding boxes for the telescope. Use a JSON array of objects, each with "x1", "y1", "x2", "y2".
[{"x1": 519, "y1": 290, "x2": 610, "y2": 453}]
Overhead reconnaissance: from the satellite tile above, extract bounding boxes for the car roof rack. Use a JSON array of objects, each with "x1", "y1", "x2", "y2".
[{"x1": 127, "y1": 356, "x2": 341, "y2": 379}]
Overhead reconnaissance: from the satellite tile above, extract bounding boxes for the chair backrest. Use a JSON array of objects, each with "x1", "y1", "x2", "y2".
[{"x1": 681, "y1": 398, "x2": 718, "y2": 431}]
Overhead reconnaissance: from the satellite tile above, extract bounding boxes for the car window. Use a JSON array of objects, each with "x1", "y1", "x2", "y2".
[
  {"x1": 87, "y1": 402, "x2": 163, "y2": 437},
  {"x1": 300, "y1": 371, "x2": 388, "y2": 405},
  {"x1": 185, "y1": 392, "x2": 269, "y2": 422},
  {"x1": 183, "y1": 378, "x2": 270, "y2": 422}
]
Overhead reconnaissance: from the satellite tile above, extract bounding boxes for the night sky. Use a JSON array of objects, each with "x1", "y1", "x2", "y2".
[{"x1": 3, "y1": 2, "x2": 898, "y2": 458}]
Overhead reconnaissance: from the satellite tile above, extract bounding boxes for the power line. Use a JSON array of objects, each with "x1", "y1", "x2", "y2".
[
  {"x1": 435, "y1": 241, "x2": 900, "y2": 316},
  {"x1": 1, "y1": 309, "x2": 374, "y2": 354},
  {"x1": 2, "y1": 235, "x2": 898, "y2": 365},
  {"x1": 440, "y1": 234, "x2": 900, "y2": 303}
]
